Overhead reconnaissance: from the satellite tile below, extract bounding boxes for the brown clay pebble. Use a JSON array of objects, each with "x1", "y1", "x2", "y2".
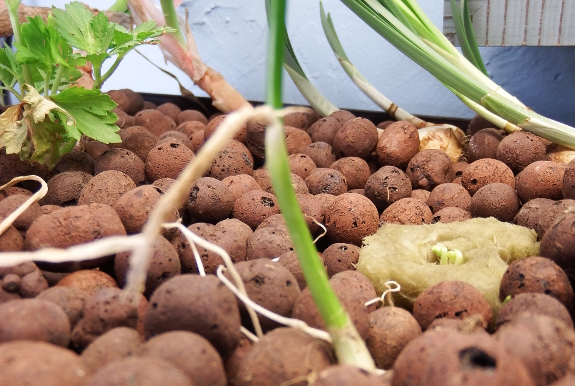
[
  {"x1": 119, "y1": 89, "x2": 144, "y2": 115},
  {"x1": 0, "y1": 224, "x2": 24, "y2": 252},
  {"x1": 364, "y1": 166, "x2": 412, "y2": 211},
  {"x1": 312, "y1": 365, "x2": 389, "y2": 386},
  {"x1": 461, "y1": 158, "x2": 515, "y2": 196},
  {"x1": 329, "y1": 109, "x2": 356, "y2": 124},
  {"x1": 376, "y1": 120, "x2": 420, "y2": 168},
  {"x1": 467, "y1": 128, "x2": 504, "y2": 163},
  {"x1": 495, "y1": 313, "x2": 575, "y2": 386},
  {"x1": 496, "y1": 131, "x2": 548, "y2": 174},
  {"x1": 284, "y1": 126, "x2": 313, "y2": 155},
  {"x1": 246, "y1": 225, "x2": 293, "y2": 260},
  {"x1": 0, "y1": 262, "x2": 48, "y2": 299},
  {"x1": 115, "y1": 236, "x2": 181, "y2": 297},
  {"x1": 145, "y1": 139, "x2": 195, "y2": 181},
  {"x1": 332, "y1": 117, "x2": 378, "y2": 159},
  {"x1": 40, "y1": 171, "x2": 92, "y2": 206},
  {"x1": 230, "y1": 258, "x2": 300, "y2": 332},
  {"x1": 177, "y1": 109, "x2": 208, "y2": 125},
  {"x1": 177, "y1": 120, "x2": 206, "y2": 138},
  {"x1": 107, "y1": 90, "x2": 131, "y2": 113},
  {"x1": 380, "y1": 197, "x2": 433, "y2": 225},
  {"x1": 413, "y1": 281, "x2": 493, "y2": 330},
  {"x1": 0, "y1": 341, "x2": 89, "y2": 386},
  {"x1": 156, "y1": 102, "x2": 181, "y2": 121},
  {"x1": 426, "y1": 182, "x2": 472, "y2": 213},
  {"x1": 232, "y1": 190, "x2": 280, "y2": 229},
  {"x1": 516, "y1": 161, "x2": 566, "y2": 202},
  {"x1": 26, "y1": 204, "x2": 126, "y2": 272},
  {"x1": 54, "y1": 150, "x2": 95, "y2": 175},
  {"x1": 0, "y1": 186, "x2": 33, "y2": 201},
  {"x1": 283, "y1": 111, "x2": 310, "y2": 130},
  {"x1": 467, "y1": 114, "x2": 494, "y2": 135},
  {"x1": 172, "y1": 221, "x2": 251, "y2": 274},
  {"x1": 470, "y1": 182, "x2": 520, "y2": 221},
  {"x1": 140, "y1": 331, "x2": 226, "y2": 386},
  {"x1": 536, "y1": 199, "x2": 575, "y2": 239},
  {"x1": 142, "y1": 100, "x2": 157, "y2": 110},
  {"x1": 406, "y1": 149, "x2": 453, "y2": 190},
  {"x1": 366, "y1": 306, "x2": 422, "y2": 370},
  {"x1": 120, "y1": 130, "x2": 159, "y2": 162},
  {"x1": 224, "y1": 335, "x2": 253, "y2": 386},
  {"x1": 114, "y1": 108, "x2": 135, "y2": 129},
  {"x1": 0, "y1": 151, "x2": 49, "y2": 187},
  {"x1": 158, "y1": 130, "x2": 191, "y2": 148},
  {"x1": 431, "y1": 206, "x2": 473, "y2": 223},
  {"x1": 144, "y1": 274, "x2": 241, "y2": 358},
  {"x1": 288, "y1": 153, "x2": 317, "y2": 180},
  {"x1": 308, "y1": 117, "x2": 342, "y2": 146},
  {"x1": 81, "y1": 327, "x2": 143, "y2": 374},
  {"x1": 206, "y1": 115, "x2": 246, "y2": 143},
  {"x1": 77, "y1": 170, "x2": 136, "y2": 206},
  {"x1": 418, "y1": 330, "x2": 535, "y2": 386},
  {"x1": 86, "y1": 357, "x2": 191, "y2": 386},
  {"x1": 222, "y1": 174, "x2": 262, "y2": 202},
  {"x1": 499, "y1": 256, "x2": 573, "y2": 309},
  {"x1": 207, "y1": 140, "x2": 254, "y2": 180},
  {"x1": 94, "y1": 148, "x2": 145, "y2": 185},
  {"x1": 71, "y1": 287, "x2": 143, "y2": 349},
  {"x1": 276, "y1": 250, "x2": 326, "y2": 290},
  {"x1": 411, "y1": 189, "x2": 431, "y2": 202},
  {"x1": 134, "y1": 109, "x2": 171, "y2": 137},
  {"x1": 451, "y1": 161, "x2": 469, "y2": 184},
  {"x1": 563, "y1": 158, "x2": 575, "y2": 199},
  {"x1": 253, "y1": 168, "x2": 308, "y2": 195},
  {"x1": 0, "y1": 194, "x2": 42, "y2": 230},
  {"x1": 302, "y1": 142, "x2": 337, "y2": 168},
  {"x1": 514, "y1": 198, "x2": 554, "y2": 233},
  {"x1": 292, "y1": 271, "x2": 377, "y2": 339},
  {"x1": 83, "y1": 141, "x2": 110, "y2": 161},
  {"x1": 56, "y1": 270, "x2": 119, "y2": 296},
  {"x1": 113, "y1": 185, "x2": 179, "y2": 235},
  {"x1": 330, "y1": 157, "x2": 370, "y2": 190},
  {"x1": 187, "y1": 177, "x2": 233, "y2": 223},
  {"x1": 540, "y1": 211, "x2": 575, "y2": 274},
  {"x1": 495, "y1": 292, "x2": 573, "y2": 330},
  {"x1": 305, "y1": 168, "x2": 347, "y2": 195},
  {"x1": 235, "y1": 327, "x2": 334, "y2": 386},
  {"x1": 0, "y1": 298, "x2": 70, "y2": 346},
  {"x1": 324, "y1": 193, "x2": 379, "y2": 246},
  {"x1": 37, "y1": 286, "x2": 89, "y2": 328},
  {"x1": 322, "y1": 243, "x2": 360, "y2": 277}
]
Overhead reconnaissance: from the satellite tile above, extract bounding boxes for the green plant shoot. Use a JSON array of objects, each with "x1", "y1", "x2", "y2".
[{"x1": 0, "y1": 0, "x2": 173, "y2": 166}]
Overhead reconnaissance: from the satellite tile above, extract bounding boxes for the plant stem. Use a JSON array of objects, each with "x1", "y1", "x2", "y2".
[
  {"x1": 108, "y1": 0, "x2": 129, "y2": 13},
  {"x1": 159, "y1": 0, "x2": 187, "y2": 48},
  {"x1": 92, "y1": 63, "x2": 103, "y2": 90},
  {"x1": 50, "y1": 65, "x2": 65, "y2": 96},
  {"x1": 94, "y1": 54, "x2": 125, "y2": 90},
  {"x1": 5, "y1": 0, "x2": 33, "y2": 88},
  {"x1": 58, "y1": 138, "x2": 77, "y2": 156},
  {"x1": 265, "y1": 0, "x2": 375, "y2": 370}
]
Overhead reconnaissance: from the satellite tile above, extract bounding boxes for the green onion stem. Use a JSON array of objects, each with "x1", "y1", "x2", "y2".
[
  {"x1": 159, "y1": 0, "x2": 187, "y2": 49},
  {"x1": 265, "y1": 0, "x2": 375, "y2": 370},
  {"x1": 107, "y1": 0, "x2": 129, "y2": 13}
]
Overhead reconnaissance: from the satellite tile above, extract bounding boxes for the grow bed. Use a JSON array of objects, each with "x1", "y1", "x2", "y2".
[{"x1": 0, "y1": 90, "x2": 574, "y2": 385}]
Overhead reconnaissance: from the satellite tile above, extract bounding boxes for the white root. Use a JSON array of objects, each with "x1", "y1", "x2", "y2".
[
  {"x1": 216, "y1": 265, "x2": 332, "y2": 342},
  {"x1": 364, "y1": 281, "x2": 401, "y2": 307},
  {"x1": 0, "y1": 175, "x2": 48, "y2": 236},
  {"x1": 163, "y1": 221, "x2": 263, "y2": 338}
]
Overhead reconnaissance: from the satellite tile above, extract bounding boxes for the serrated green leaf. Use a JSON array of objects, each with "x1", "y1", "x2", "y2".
[
  {"x1": 52, "y1": 1, "x2": 114, "y2": 54},
  {"x1": 0, "y1": 105, "x2": 27, "y2": 154},
  {"x1": 0, "y1": 46, "x2": 21, "y2": 87},
  {"x1": 51, "y1": 87, "x2": 120, "y2": 144}
]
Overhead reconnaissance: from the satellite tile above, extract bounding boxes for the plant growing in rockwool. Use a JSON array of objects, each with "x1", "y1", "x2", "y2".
[{"x1": 0, "y1": 0, "x2": 171, "y2": 166}]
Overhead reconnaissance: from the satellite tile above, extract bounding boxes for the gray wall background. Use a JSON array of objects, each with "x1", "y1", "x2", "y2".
[{"x1": 28, "y1": 0, "x2": 575, "y2": 126}]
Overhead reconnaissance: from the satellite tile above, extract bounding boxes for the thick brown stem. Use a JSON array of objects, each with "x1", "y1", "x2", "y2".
[{"x1": 197, "y1": 68, "x2": 251, "y2": 113}]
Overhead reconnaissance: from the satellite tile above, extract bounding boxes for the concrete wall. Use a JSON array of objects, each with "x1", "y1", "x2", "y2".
[{"x1": 27, "y1": 0, "x2": 575, "y2": 126}]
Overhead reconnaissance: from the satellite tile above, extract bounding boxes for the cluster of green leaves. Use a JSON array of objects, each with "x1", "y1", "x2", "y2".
[{"x1": 0, "y1": 1, "x2": 172, "y2": 166}]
